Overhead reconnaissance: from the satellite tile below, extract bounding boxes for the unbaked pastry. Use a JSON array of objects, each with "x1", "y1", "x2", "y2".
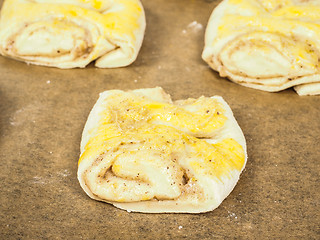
[
  {"x1": 78, "y1": 87, "x2": 247, "y2": 213},
  {"x1": 0, "y1": 0, "x2": 145, "y2": 68},
  {"x1": 202, "y1": 0, "x2": 320, "y2": 96}
]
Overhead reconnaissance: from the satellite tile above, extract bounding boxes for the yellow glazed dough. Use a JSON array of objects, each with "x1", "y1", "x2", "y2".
[
  {"x1": 0, "y1": 0, "x2": 145, "y2": 68},
  {"x1": 78, "y1": 87, "x2": 247, "y2": 213},
  {"x1": 202, "y1": 0, "x2": 320, "y2": 96}
]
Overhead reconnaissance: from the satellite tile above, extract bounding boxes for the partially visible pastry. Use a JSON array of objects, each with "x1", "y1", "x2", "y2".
[
  {"x1": 78, "y1": 87, "x2": 247, "y2": 213},
  {"x1": 202, "y1": 0, "x2": 320, "y2": 95},
  {"x1": 0, "y1": 0, "x2": 145, "y2": 68},
  {"x1": 294, "y1": 82, "x2": 320, "y2": 96}
]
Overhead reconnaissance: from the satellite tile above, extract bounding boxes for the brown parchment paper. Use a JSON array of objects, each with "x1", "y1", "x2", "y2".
[{"x1": 0, "y1": 0, "x2": 319, "y2": 239}]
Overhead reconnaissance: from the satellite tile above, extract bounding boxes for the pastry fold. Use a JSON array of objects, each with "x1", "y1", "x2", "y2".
[
  {"x1": 78, "y1": 87, "x2": 247, "y2": 213},
  {"x1": 202, "y1": 0, "x2": 320, "y2": 95},
  {"x1": 0, "y1": 0, "x2": 145, "y2": 68}
]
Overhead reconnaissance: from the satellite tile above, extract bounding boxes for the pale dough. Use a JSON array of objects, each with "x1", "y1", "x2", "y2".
[
  {"x1": 0, "y1": 0, "x2": 146, "y2": 68},
  {"x1": 202, "y1": 0, "x2": 320, "y2": 95},
  {"x1": 78, "y1": 87, "x2": 247, "y2": 213}
]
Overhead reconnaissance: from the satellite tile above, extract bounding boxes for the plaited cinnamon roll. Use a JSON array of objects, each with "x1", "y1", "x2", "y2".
[
  {"x1": 0, "y1": 0, "x2": 145, "y2": 68},
  {"x1": 202, "y1": 0, "x2": 320, "y2": 95},
  {"x1": 78, "y1": 87, "x2": 247, "y2": 213}
]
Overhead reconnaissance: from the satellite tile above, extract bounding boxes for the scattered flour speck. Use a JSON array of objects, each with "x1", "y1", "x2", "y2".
[
  {"x1": 57, "y1": 169, "x2": 71, "y2": 177},
  {"x1": 227, "y1": 210, "x2": 239, "y2": 220},
  {"x1": 30, "y1": 176, "x2": 47, "y2": 185},
  {"x1": 187, "y1": 21, "x2": 203, "y2": 32}
]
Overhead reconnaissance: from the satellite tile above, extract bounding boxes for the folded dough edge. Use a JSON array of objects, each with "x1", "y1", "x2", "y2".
[
  {"x1": 78, "y1": 87, "x2": 247, "y2": 213},
  {"x1": 0, "y1": 0, "x2": 146, "y2": 68}
]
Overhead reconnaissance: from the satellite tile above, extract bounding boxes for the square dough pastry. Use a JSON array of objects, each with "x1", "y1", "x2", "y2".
[
  {"x1": 202, "y1": 0, "x2": 320, "y2": 96},
  {"x1": 0, "y1": 0, "x2": 145, "y2": 68},
  {"x1": 78, "y1": 87, "x2": 247, "y2": 213}
]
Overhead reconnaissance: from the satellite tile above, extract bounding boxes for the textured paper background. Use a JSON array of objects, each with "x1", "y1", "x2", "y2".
[{"x1": 0, "y1": 0, "x2": 319, "y2": 239}]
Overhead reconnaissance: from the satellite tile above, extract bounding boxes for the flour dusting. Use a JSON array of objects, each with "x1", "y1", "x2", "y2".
[
  {"x1": 30, "y1": 176, "x2": 48, "y2": 185},
  {"x1": 9, "y1": 103, "x2": 43, "y2": 126},
  {"x1": 57, "y1": 169, "x2": 71, "y2": 177}
]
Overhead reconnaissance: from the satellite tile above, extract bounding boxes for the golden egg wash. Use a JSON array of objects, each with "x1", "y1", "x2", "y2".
[{"x1": 78, "y1": 87, "x2": 247, "y2": 213}]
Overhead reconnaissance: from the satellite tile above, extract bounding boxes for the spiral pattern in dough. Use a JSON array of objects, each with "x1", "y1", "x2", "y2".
[
  {"x1": 202, "y1": 0, "x2": 320, "y2": 95},
  {"x1": 0, "y1": 0, "x2": 145, "y2": 68},
  {"x1": 78, "y1": 87, "x2": 247, "y2": 213}
]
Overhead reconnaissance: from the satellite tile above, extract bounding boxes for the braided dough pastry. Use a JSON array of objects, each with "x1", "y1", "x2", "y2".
[
  {"x1": 78, "y1": 87, "x2": 247, "y2": 213},
  {"x1": 202, "y1": 0, "x2": 320, "y2": 96},
  {"x1": 0, "y1": 0, "x2": 145, "y2": 68}
]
